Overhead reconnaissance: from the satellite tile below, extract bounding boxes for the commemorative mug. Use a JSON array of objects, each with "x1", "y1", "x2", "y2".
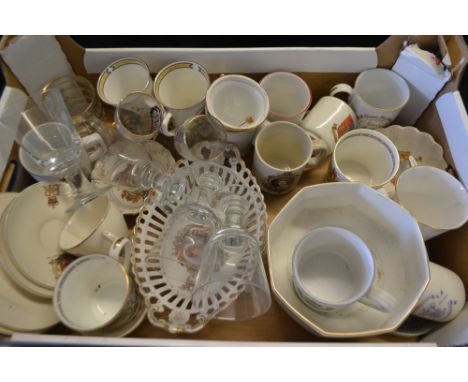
[
  {"x1": 97, "y1": 58, "x2": 153, "y2": 107},
  {"x1": 114, "y1": 92, "x2": 163, "y2": 142},
  {"x1": 329, "y1": 129, "x2": 399, "y2": 190},
  {"x1": 253, "y1": 121, "x2": 318, "y2": 195},
  {"x1": 154, "y1": 61, "x2": 210, "y2": 132},
  {"x1": 59, "y1": 195, "x2": 129, "y2": 256},
  {"x1": 206, "y1": 74, "x2": 269, "y2": 155},
  {"x1": 292, "y1": 227, "x2": 396, "y2": 313},
  {"x1": 330, "y1": 68, "x2": 410, "y2": 129},
  {"x1": 259, "y1": 71, "x2": 312, "y2": 123},
  {"x1": 412, "y1": 262, "x2": 466, "y2": 322},
  {"x1": 395, "y1": 165, "x2": 468, "y2": 241},
  {"x1": 299, "y1": 95, "x2": 357, "y2": 163}
]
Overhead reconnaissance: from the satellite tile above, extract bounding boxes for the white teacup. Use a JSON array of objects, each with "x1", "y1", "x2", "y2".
[
  {"x1": 330, "y1": 68, "x2": 410, "y2": 129},
  {"x1": 412, "y1": 262, "x2": 466, "y2": 322},
  {"x1": 206, "y1": 74, "x2": 269, "y2": 155},
  {"x1": 154, "y1": 61, "x2": 210, "y2": 132},
  {"x1": 292, "y1": 227, "x2": 396, "y2": 313},
  {"x1": 299, "y1": 95, "x2": 357, "y2": 164},
  {"x1": 53, "y1": 252, "x2": 137, "y2": 333},
  {"x1": 97, "y1": 58, "x2": 153, "y2": 107},
  {"x1": 253, "y1": 121, "x2": 314, "y2": 195},
  {"x1": 259, "y1": 72, "x2": 312, "y2": 123},
  {"x1": 329, "y1": 128, "x2": 400, "y2": 190},
  {"x1": 395, "y1": 166, "x2": 468, "y2": 241},
  {"x1": 59, "y1": 195, "x2": 129, "y2": 256}
]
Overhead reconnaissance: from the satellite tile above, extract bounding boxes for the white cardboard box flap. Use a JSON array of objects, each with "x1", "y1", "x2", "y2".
[
  {"x1": 436, "y1": 91, "x2": 468, "y2": 188},
  {"x1": 83, "y1": 47, "x2": 378, "y2": 74}
]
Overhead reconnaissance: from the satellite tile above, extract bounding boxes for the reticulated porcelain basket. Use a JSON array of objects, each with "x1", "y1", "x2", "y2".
[{"x1": 131, "y1": 154, "x2": 268, "y2": 333}]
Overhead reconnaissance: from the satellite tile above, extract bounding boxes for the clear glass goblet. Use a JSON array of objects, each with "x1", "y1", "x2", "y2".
[{"x1": 1, "y1": 89, "x2": 109, "y2": 211}]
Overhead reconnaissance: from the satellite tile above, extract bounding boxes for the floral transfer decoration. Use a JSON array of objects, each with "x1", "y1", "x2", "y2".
[
  {"x1": 414, "y1": 289, "x2": 458, "y2": 321},
  {"x1": 43, "y1": 184, "x2": 61, "y2": 208}
]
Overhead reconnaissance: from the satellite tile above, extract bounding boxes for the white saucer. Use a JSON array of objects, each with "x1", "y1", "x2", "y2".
[
  {"x1": 108, "y1": 187, "x2": 145, "y2": 215},
  {"x1": 3, "y1": 182, "x2": 74, "y2": 289},
  {"x1": 268, "y1": 183, "x2": 430, "y2": 338},
  {"x1": 0, "y1": 195, "x2": 54, "y2": 299},
  {"x1": 81, "y1": 294, "x2": 147, "y2": 338},
  {"x1": 0, "y1": 195, "x2": 59, "y2": 332},
  {"x1": 0, "y1": 262, "x2": 59, "y2": 332}
]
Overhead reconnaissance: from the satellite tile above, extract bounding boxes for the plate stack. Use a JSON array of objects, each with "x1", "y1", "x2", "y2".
[{"x1": 0, "y1": 183, "x2": 76, "y2": 335}]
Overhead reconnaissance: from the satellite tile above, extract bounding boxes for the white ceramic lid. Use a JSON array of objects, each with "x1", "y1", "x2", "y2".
[{"x1": 4, "y1": 182, "x2": 73, "y2": 289}]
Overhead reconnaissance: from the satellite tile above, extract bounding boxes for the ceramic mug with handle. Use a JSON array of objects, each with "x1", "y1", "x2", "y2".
[
  {"x1": 299, "y1": 95, "x2": 357, "y2": 164},
  {"x1": 253, "y1": 121, "x2": 327, "y2": 195},
  {"x1": 330, "y1": 68, "x2": 410, "y2": 129},
  {"x1": 292, "y1": 227, "x2": 396, "y2": 313}
]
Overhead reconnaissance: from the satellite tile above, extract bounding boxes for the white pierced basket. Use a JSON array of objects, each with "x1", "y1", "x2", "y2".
[{"x1": 131, "y1": 155, "x2": 268, "y2": 333}]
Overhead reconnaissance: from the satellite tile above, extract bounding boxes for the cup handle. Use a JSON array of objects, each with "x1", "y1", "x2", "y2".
[
  {"x1": 408, "y1": 155, "x2": 418, "y2": 168},
  {"x1": 81, "y1": 132, "x2": 107, "y2": 161},
  {"x1": 330, "y1": 83, "x2": 354, "y2": 99},
  {"x1": 103, "y1": 230, "x2": 131, "y2": 271},
  {"x1": 160, "y1": 112, "x2": 176, "y2": 137},
  {"x1": 305, "y1": 136, "x2": 329, "y2": 169},
  {"x1": 360, "y1": 286, "x2": 397, "y2": 313}
]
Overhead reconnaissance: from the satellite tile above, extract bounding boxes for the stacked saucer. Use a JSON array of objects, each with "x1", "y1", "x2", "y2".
[{"x1": 0, "y1": 184, "x2": 76, "y2": 334}]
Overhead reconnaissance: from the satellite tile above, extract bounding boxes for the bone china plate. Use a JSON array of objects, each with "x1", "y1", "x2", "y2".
[
  {"x1": 0, "y1": 193, "x2": 54, "y2": 299},
  {"x1": 3, "y1": 182, "x2": 73, "y2": 289},
  {"x1": 0, "y1": 193, "x2": 59, "y2": 332},
  {"x1": 268, "y1": 182, "x2": 430, "y2": 338}
]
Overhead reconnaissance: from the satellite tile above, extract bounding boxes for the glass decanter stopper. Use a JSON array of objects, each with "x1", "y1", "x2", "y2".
[{"x1": 193, "y1": 193, "x2": 272, "y2": 321}]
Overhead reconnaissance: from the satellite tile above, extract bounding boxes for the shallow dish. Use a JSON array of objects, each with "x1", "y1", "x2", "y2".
[
  {"x1": 268, "y1": 182, "x2": 430, "y2": 337},
  {"x1": 376, "y1": 125, "x2": 448, "y2": 179},
  {"x1": 81, "y1": 293, "x2": 147, "y2": 338},
  {"x1": 3, "y1": 182, "x2": 73, "y2": 289},
  {"x1": 0, "y1": 194, "x2": 55, "y2": 299},
  {"x1": 0, "y1": 194, "x2": 59, "y2": 332}
]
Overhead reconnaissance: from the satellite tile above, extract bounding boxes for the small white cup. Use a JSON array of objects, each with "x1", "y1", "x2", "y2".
[
  {"x1": 292, "y1": 227, "x2": 396, "y2": 313},
  {"x1": 259, "y1": 72, "x2": 312, "y2": 123},
  {"x1": 53, "y1": 252, "x2": 137, "y2": 333},
  {"x1": 59, "y1": 195, "x2": 129, "y2": 256},
  {"x1": 154, "y1": 61, "x2": 210, "y2": 132},
  {"x1": 253, "y1": 121, "x2": 316, "y2": 195},
  {"x1": 330, "y1": 68, "x2": 410, "y2": 129},
  {"x1": 329, "y1": 128, "x2": 400, "y2": 189},
  {"x1": 299, "y1": 96, "x2": 357, "y2": 163},
  {"x1": 395, "y1": 166, "x2": 468, "y2": 241},
  {"x1": 97, "y1": 58, "x2": 153, "y2": 107},
  {"x1": 206, "y1": 74, "x2": 269, "y2": 155},
  {"x1": 412, "y1": 262, "x2": 466, "y2": 322}
]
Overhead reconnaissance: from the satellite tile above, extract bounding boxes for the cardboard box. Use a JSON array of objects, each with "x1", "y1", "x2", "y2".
[{"x1": 0, "y1": 35, "x2": 467, "y2": 346}]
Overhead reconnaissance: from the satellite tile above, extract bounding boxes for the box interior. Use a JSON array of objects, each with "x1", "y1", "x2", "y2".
[{"x1": 0, "y1": 35, "x2": 467, "y2": 344}]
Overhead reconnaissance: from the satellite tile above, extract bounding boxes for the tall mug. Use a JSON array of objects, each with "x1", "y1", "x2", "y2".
[{"x1": 330, "y1": 68, "x2": 410, "y2": 129}]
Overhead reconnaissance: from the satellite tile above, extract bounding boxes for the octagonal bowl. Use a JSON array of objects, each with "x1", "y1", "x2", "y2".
[{"x1": 268, "y1": 182, "x2": 430, "y2": 338}]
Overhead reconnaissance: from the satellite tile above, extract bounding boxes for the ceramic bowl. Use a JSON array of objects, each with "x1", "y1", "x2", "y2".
[
  {"x1": 267, "y1": 182, "x2": 430, "y2": 338},
  {"x1": 376, "y1": 125, "x2": 448, "y2": 177}
]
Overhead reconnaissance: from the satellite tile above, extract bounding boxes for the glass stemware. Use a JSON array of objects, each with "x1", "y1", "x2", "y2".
[
  {"x1": 160, "y1": 114, "x2": 230, "y2": 163},
  {"x1": 0, "y1": 89, "x2": 109, "y2": 211},
  {"x1": 193, "y1": 193, "x2": 272, "y2": 321}
]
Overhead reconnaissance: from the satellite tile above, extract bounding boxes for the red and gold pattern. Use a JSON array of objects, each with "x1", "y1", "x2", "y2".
[{"x1": 43, "y1": 184, "x2": 60, "y2": 208}]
